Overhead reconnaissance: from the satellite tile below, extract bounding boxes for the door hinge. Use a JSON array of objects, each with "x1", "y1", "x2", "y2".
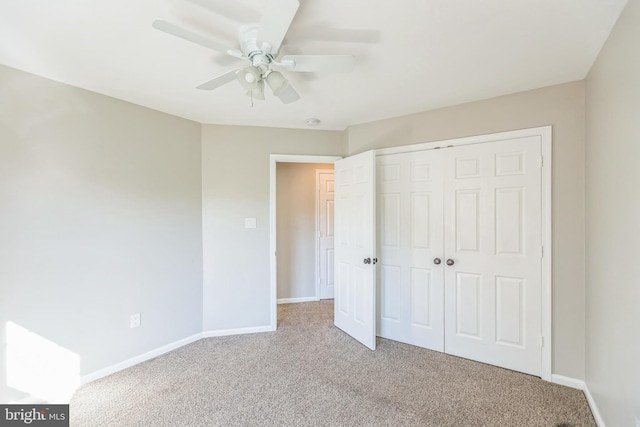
[
  {"x1": 540, "y1": 335, "x2": 544, "y2": 348},
  {"x1": 540, "y1": 246, "x2": 544, "y2": 258},
  {"x1": 539, "y1": 156, "x2": 543, "y2": 168}
]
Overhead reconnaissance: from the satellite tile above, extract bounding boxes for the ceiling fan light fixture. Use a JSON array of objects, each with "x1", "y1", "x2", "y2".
[
  {"x1": 247, "y1": 80, "x2": 265, "y2": 101},
  {"x1": 265, "y1": 71, "x2": 288, "y2": 95},
  {"x1": 275, "y1": 83, "x2": 300, "y2": 104},
  {"x1": 265, "y1": 71, "x2": 299, "y2": 103},
  {"x1": 237, "y1": 66, "x2": 262, "y2": 90}
]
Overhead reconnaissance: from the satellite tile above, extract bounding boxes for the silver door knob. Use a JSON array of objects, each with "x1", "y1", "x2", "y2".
[
  {"x1": 433, "y1": 258, "x2": 442, "y2": 265},
  {"x1": 446, "y1": 259, "x2": 455, "y2": 266}
]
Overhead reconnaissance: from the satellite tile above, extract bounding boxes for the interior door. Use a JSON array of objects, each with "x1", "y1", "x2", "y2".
[
  {"x1": 318, "y1": 170, "x2": 335, "y2": 299},
  {"x1": 443, "y1": 137, "x2": 542, "y2": 376},
  {"x1": 334, "y1": 150, "x2": 377, "y2": 350},
  {"x1": 376, "y1": 150, "x2": 445, "y2": 351}
]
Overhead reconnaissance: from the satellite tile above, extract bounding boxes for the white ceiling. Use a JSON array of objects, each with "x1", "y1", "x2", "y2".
[{"x1": 0, "y1": 0, "x2": 628, "y2": 130}]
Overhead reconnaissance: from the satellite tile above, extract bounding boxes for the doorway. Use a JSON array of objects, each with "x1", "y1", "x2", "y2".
[
  {"x1": 269, "y1": 155, "x2": 342, "y2": 329},
  {"x1": 275, "y1": 163, "x2": 334, "y2": 303}
]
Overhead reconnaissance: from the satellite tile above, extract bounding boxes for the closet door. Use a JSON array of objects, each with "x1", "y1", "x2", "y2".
[
  {"x1": 377, "y1": 150, "x2": 445, "y2": 351},
  {"x1": 443, "y1": 137, "x2": 542, "y2": 376},
  {"x1": 334, "y1": 151, "x2": 377, "y2": 350}
]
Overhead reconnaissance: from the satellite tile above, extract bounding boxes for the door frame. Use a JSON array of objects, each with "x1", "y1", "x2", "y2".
[
  {"x1": 269, "y1": 155, "x2": 342, "y2": 331},
  {"x1": 315, "y1": 169, "x2": 335, "y2": 300},
  {"x1": 376, "y1": 125, "x2": 552, "y2": 381}
]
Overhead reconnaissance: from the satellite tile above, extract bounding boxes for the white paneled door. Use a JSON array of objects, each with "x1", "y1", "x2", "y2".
[
  {"x1": 334, "y1": 151, "x2": 377, "y2": 350},
  {"x1": 377, "y1": 150, "x2": 445, "y2": 351},
  {"x1": 443, "y1": 137, "x2": 542, "y2": 376},
  {"x1": 318, "y1": 170, "x2": 335, "y2": 300}
]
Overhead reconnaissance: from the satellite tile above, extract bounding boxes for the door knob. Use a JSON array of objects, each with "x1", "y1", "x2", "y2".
[
  {"x1": 446, "y1": 259, "x2": 455, "y2": 266},
  {"x1": 363, "y1": 257, "x2": 371, "y2": 264},
  {"x1": 433, "y1": 258, "x2": 442, "y2": 265},
  {"x1": 372, "y1": 258, "x2": 378, "y2": 265}
]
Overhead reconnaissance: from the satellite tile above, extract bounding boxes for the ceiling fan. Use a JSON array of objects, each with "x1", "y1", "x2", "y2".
[{"x1": 152, "y1": 0, "x2": 355, "y2": 104}]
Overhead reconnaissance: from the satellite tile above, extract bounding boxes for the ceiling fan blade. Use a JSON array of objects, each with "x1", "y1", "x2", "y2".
[
  {"x1": 278, "y1": 55, "x2": 355, "y2": 73},
  {"x1": 152, "y1": 20, "x2": 244, "y2": 59},
  {"x1": 186, "y1": 0, "x2": 260, "y2": 23},
  {"x1": 196, "y1": 69, "x2": 240, "y2": 90},
  {"x1": 287, "y1": 23, "x2": 381, "y2": 44},
  {"x1": 275, "y1": 81, "x2": 300, "y2": 104},
  {"x1": 256, "y1": 0, "x2": 299, "y2": 55}
]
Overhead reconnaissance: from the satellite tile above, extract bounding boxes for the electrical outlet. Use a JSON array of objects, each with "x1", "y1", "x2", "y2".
[{"x1": 130, "y1": 313, "x2": 141, "y2": 328}]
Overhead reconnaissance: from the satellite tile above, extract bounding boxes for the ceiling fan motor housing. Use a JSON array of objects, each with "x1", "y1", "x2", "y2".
[{"x1": 239, "y1": 24, "x2": 273, "y2": 74}]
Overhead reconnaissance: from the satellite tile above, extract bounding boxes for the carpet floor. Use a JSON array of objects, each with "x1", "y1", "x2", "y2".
[{"x1": 70, "y1": 301, "x2": 595, "y2": 426}]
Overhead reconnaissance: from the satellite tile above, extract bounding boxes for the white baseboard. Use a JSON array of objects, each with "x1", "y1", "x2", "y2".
[
  {"x1": 277, "y1": 297, "x2": 318, "y2": 304},
  {"x1": 551, "y1": 374, "x2": 605, "y2": 427},
  {"x1": 551, "y1": 374, "x2": 585, "y2": 390},
  {"x1": 583, "y1": 383, "x2": 606, "y2": 427},
  {"x1": 80, "y1": 333, "x2": 202, "y2": 385},
  {"x1": 80, "y1": 324, "x2": 275, "y2": 387},
  {"x1": 202, "y1": 325, "x2": 273, "y2": 337}
]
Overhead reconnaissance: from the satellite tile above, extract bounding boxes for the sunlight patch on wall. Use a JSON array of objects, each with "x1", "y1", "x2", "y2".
[{"x1": 6, "y1": 322, "x2": 80, "y2": 403}]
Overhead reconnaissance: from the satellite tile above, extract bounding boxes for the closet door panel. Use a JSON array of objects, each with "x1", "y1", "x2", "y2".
[
  {"x1": 377, "y1": 151, "x2": 444, "y2": 351},
  {"x1": 443, "y1": 137, "x2": 542, "y2": 376},
  {"x1": 334, "y1": 151, "x2": 377, "y2": 350}
]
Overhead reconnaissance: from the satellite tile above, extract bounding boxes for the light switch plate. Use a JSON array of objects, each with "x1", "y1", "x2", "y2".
[{"x1": 245, "y1": 218, "x2": 257, "y2": 229}]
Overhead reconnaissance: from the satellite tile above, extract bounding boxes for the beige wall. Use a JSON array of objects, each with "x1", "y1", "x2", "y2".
[
  {"x1": 585, "y1": 0, "x2": 640, "y2": 424},
  {"x1": 346, "y1": 81, "x2": 586, "y2": 379},
  {"x1": 277, "y1": 163, "x2": 334, "y2": 301},
  {"x1": 0, "y1": 65, "x2": 203, "y2": 402},
  {"x1": 201, "y1": 125, "x2": 345, "y2": 331}
]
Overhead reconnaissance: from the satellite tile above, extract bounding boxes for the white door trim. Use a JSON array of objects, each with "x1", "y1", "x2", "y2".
[
  {"x1": 541, "y1": 126, "x2": 552, "y2": 381},
  {"x1": 376, "y1": 126, "x2": 550, "y2": 156},
  {"x1": 375, "y1": 126, "x2": 552, "y2": 381},
  {"x1": 315, "y1": 168, "x2": 335, "y2": 300},
  {"x1": 269, "y1": 155, "x2": 342, "y2": 331}
]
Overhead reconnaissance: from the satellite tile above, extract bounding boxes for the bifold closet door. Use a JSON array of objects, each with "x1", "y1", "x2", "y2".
[
  {"x1": 377, "y1": 150, "x2": 445, "y2": 351},
  {"x1": 443, "y1": 137, "x2": 542, "y2": 376},
  {"x1": 337, "y1": 137, "x2": 543, "y2": 376}
]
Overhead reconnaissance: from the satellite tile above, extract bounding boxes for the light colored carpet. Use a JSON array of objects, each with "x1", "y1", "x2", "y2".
[{"x1": 70, "y1": 301, "x2": 595, "y2": 426}]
